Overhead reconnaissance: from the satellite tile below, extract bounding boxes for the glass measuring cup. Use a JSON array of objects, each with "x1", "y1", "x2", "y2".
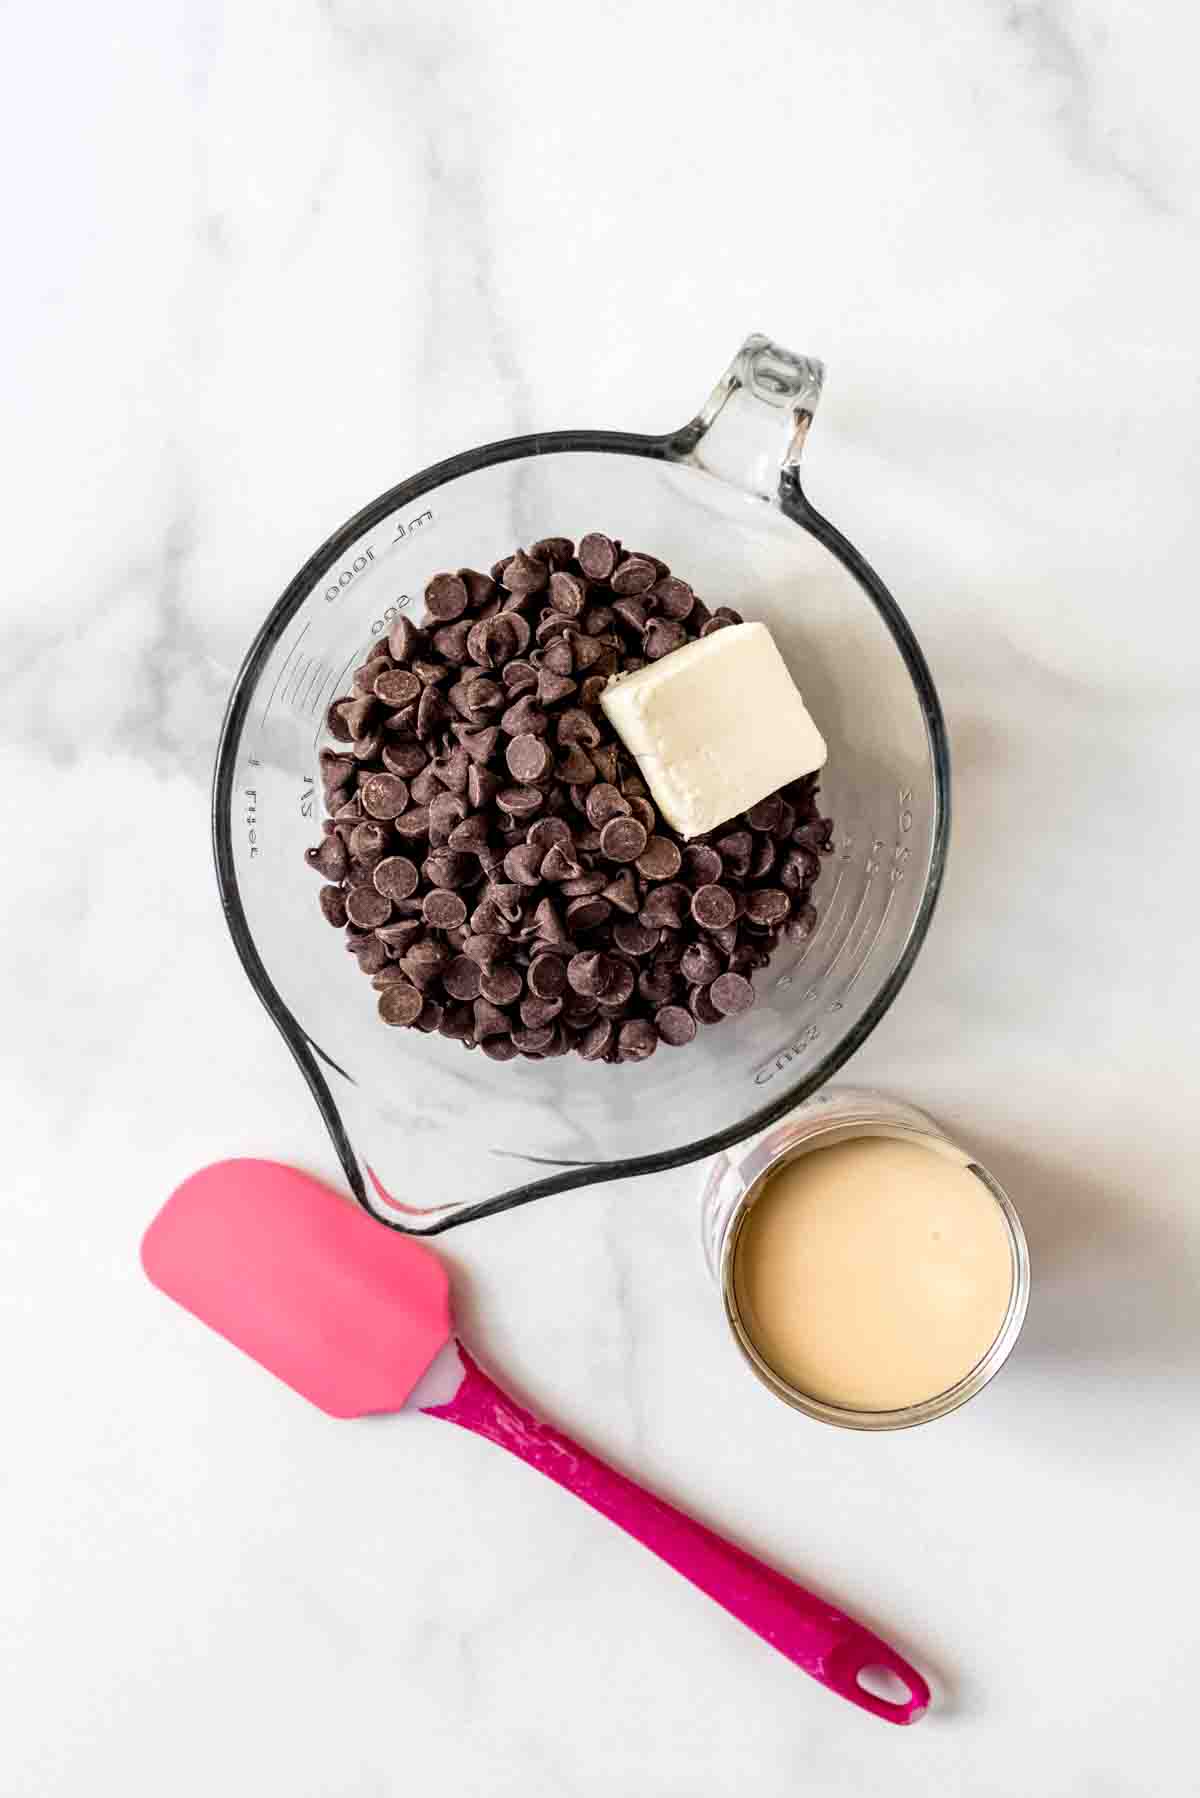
[{"x1": 214, "y1": 334, "x2": 949, "y2": 1233}]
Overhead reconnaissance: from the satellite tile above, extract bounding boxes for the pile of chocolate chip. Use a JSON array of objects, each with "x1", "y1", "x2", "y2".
[{"x1": 305, "y1": 533, "x2": 833, "y2": 1065}]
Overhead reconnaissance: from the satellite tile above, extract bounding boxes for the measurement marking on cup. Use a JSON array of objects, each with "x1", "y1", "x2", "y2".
[
  {"x1": 322, "y1": 547, "x2": 376, "y2": 604},
  {"x1": 299, "y1": 659, "x2": 326, "y2": 711},
  {"x1": 393, "y1": 508, "x2": 433, "y2": 542},
  {"x1": 243, "y1": 785, "x2": 259, "y2": 858},
  {"x1": 284, "y1": 656, "x2": 313, "y2": 708},
  {"x1": 260, "y1": 623, "x2": 311, "y2": 727}
]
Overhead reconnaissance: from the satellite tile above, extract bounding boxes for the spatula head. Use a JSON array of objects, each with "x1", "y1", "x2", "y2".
[{"x1": 141, "y1": 1160, "x2": 452, "y2": 1418}]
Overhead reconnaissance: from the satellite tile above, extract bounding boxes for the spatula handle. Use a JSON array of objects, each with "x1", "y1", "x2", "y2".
[{"x1": 424, "y1": 1345, "x2": 928, "y2": 1724}]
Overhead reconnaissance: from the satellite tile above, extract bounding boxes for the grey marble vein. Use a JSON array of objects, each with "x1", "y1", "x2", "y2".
[{"x1": 999, "y1": 0, "x2": 1170, "y2": 211}]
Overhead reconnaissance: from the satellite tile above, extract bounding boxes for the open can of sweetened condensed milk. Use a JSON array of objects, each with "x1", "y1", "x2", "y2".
[{"x1": 701, "y1": 1088, "x2": 1030, "y2": 1430}]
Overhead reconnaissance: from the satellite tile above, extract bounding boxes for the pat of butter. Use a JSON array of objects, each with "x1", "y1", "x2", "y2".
[{"x1": 601, "y1": 622, "x2": 827, "y2": 838}]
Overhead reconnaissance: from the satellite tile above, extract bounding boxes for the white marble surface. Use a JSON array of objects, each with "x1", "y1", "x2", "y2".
[{"x1": 4, "y1": 0, "x2": 1200, "y2": 1791}]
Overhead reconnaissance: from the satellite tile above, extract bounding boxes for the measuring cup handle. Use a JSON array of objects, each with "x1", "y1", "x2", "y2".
[
  {"x1": 667, "y1": 333, "x2": 825, "y2": 501},
  {"x1": 424, "y1": 1345, "x2": 929, "y2": 1725}
]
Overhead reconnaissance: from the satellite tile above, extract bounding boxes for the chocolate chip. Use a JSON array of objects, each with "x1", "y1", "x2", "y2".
[
  {"x1": 599, "y1": 816, "x2": 647, "y2": 863},
  {"x1": 499, "y1": 694, "x2": 547, "y2": 738},
  {"x1": 348, "y1": 932, "x2": 389, "y2": 974},
  {"x1": 650, "y1": 577, "x2": 695, "y2": 620},
  {"x1": 635, "y1": 836, "x2": 682, "y2": 881},
  {"x1": 307, "y1": 836, "x2": 348, "y2": 882},
  {"x1": 541, "y1": 843, "x2": 581, "y2": 882},
  {"x1": 655, "y1": 1005, "x2": 696, "y2": 1046},
  {"x1": 553, "y1": 744, "x2": 592, "y2": 785},
  {"x1": 394, "y1": 806, "x2": 431, "y2": 842},
  {"x1": 443, "y1": 956, "x2": 483, "y2": 1001},
  {"x1": 568, "y1": 952, "x2": 609, "y2": 996},
  {"x1": 377, "y1": 919, "x2": 424, "y2": 952},
  {"x1": 613, "y1": 921, "x2": 659, "y2": 956},
  {"x1": 556, "y1": 707, "x2": 602, "y2": 748},
  {"x1": 710, "y1": 971, "x2": 756, "y2": 1016},
  {"x1": 481, "y1": 1035, "x2": 518, "y2": 1061},
  {"x1": 586, "y1": 783, "x2": 630, "y2": 827},
  {"x1": 531, "y1": 897, "x2": 572, "y2": 948},
  {"x1": 578, "y1": 533, "x2": 617, "y2": 580},
  {"x1": 786, "y1": 901, "x2": 818, "y2": 942},
  {"x1": 547, "y1": 571, "x2": 587, "y2": 617},
  {"x1": 496, "y1": 785, "x2": 543, "y2": 818},
  {"x1": 559, "y1": 870, "x2": 607, "y2": 897},
  {"x1": 641, "y1": 883, "x2": 689, "y2": 930},
  {"x1": 643, "y1": 618, "x2": 688, "y2": 661},
  {"x1": 480, "y1": 964, "x2": 523, "y2": 1006},
  {"x1": 528, "y1": 954, "x2": 568, "y2": 999},
  {"x1": 348, "y1": 822, "x2": 389, "y2": 867},
  {"x1": 595, "y1": 960, "x2": 636, "y2": 1010},
  {"x1": 506, "y1": 733, "x2": 553, "y2": 784},
  {"x1": 439, "y1": 1003, "x2": 475, "y2": 1041},
  {"x1": 575, "y1": 1019, "x2": 611, "y2": 1060},
  {"x1": 680, "y1": 845, "x2": 720, "y2": 887},
  {"x1": 470, "y1": 897, "x2": 508, "y2": 938},
  {"x1": 542, "y1": 636, "x2": 575, "y2": 676},
  {"x1": 428, "y1": 792, "x2": 469, "y2": 842},
  {"x1": 373, "y1": 857, "x2": 419, "y2": 902},
  {"x1": 432, "y1": 621, "x2": 472, "y2": 664},
  {"x1": 692, "y1": 883, "x2": 738, "y2": 931},
  {"x1": 467, "y1": 765, "x2": 501, "y2": 811},
  {"x1": 325, "y1": 699, "x2": 355, "y2": 742},
  {"x1": 537, "y1": 669, "x2": 577, "y2": 706},
  {"x1": 346, "y1": 885, "x2": 392, "y2": 929},
  {"x1": 566, "y1": 896, "x2": 611, "y2": 931},
  {"x1": 745, "y1": 795, "x2": 782, "y2": 833},
  {"x1": 447, "y1": 813, "x2": 489, "y2": 852},
  {"x1": 617, "y1": 1017, "x2": 658, "y2": 1060},
  {"x1": 528, "y1": 817, "x2": 573, "y2": 853},
  {"x1": 412, "y1": 998, "x2": 444, "y2": 1033},
  {"x1": 745, "y1": 887, "x2": 789, "y2": 927},
  {"x1": 423, "y1": 889, "x2": 467, "y2": 929},
  {"x1": 520, "y1": 994, "x2": 563, "y2": 1029},
  {"x1": 530, "y1": 536, "x2": 575, "y2": 564},
  {"x1": 569, "y1": 634, "x2": 606, "y2": 672},
  {"x1": 463, "y1": 676, "x2": 504, "y2": 714},
  {"x1": 612, "y1": 597, "x2": 648, "y2": 634},
  {"x1": 416, "y1": 684, "x2": 447, "y2": 738},
  {"x1": 598, "y1": 871, "x2": 637, "y2": 914},
  {"x1": 610, "y1": 556, "x2": 657, "y2": 596},
  {"x1": 750, "y1": 837, "x2": 777, "y2": 879},
  {"x1": 381, "y1": 740, "x2": 428, "y2": 780},
  {"x1": 502, "y1": 549, "x2": 549, "y2": 594},
  {"x1": 503, "y1": 842, "x2": 544, "y2": 886},
  {"x1": 319, "y1": 885, "x2": 348, "y2": 927},
  {"x1": 422, "y1": 849, "x2": 473, "y2": 890},
  {"x1": 689, "y1": 985, "x2": 724, "y2": 1025},
  {"x1": 472, "y1": 997, "x2": 511, "y2": 1038},
  {"x1": 378, "y1": 982, "x2": 423, "y2": 1026},
  {"x1": 466, "y1": 616, "x2": 516, "y2": 668},
  {"x1": 779, "y1": 847, "x2": 819, "y2": 891},
  {"x1": 373, "y1": 668, "x2": 422, "y2": 708},
  {"x1": 680, "y1": 939, "x2": 722, "y2": 985},
  {"x1": 488, "y1": 882, "x2": 524, "y2": 923},
  {"x1": 424, "y1": 573, "x2": 469, "y2": 622}
]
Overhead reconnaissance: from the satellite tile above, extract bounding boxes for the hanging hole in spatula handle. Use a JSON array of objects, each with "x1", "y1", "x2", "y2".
[{"x1": 826, "y1": 1638, "x2": 930, "y2": 1725}]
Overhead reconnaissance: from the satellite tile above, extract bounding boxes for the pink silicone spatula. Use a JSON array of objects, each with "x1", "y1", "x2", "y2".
[{"x1": 142, "y1": 1160, "x2": 929, "y2": 1725}]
